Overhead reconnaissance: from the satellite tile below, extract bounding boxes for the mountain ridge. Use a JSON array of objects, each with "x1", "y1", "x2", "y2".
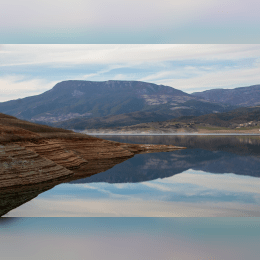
[
  {"x1": 0, "y1": 80, "x2": 234, "y2": 127},
  {"x1": 192, "y1": 84, "x2": 260, "y2": 107}
]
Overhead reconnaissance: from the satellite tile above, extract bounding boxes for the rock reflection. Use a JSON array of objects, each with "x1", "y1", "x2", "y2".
[{"x1": 0, "y1": 157, "x2": 130, "y2": 217}]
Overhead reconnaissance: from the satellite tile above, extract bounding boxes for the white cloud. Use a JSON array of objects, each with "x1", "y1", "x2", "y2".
[
  {"x1": 2, "y1": 44, "x2": 260, "y2": 67},
  {"x1": 1, "y1": 44, "x2": 260, "y2": 100},
  {"x1": 158, "y1": 169, "x2": 260, "y2": 194},
  {"x1": 159, "y1": 65, "x2": 260, "y2": 92},
  {"x1": 0, "y1": 76, "x2": 58, "y2": 102},
  {"x1": 141, "y1": 182, "x2": 173, "y2": 192}
]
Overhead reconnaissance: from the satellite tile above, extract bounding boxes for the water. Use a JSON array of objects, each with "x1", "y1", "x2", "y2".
[
  {"x1": 1, "y1": 218, "x2": 260, "y2": 260},
  {"x1": 2, "y1": 135, "x2": 260, "y2": 217}
]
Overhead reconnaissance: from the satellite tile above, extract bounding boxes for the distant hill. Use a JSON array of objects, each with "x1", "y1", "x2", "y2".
[
  {"x1": 0, "y1": 80, "x2": 234, "y2": 128},
  {"x1": 177, "y1": 105, "x2": 260, "y2": 127},
  {"x1": 192, "y1": 84, "x2": 260, "y2": 107},
  {"x1": 89, "y1": 106, "x2": 260, "y2": 133}
]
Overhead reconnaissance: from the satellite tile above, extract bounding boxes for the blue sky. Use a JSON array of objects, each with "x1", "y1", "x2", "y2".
[{"x1": 1, "y1": 44, "x2": 260, "y2": 102}]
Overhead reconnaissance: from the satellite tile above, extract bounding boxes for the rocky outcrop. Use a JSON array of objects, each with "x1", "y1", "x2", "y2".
[
  {"x1": 0, "y1": 113, "x2": 185, "y2": 189},
  {"x1": 1, "y1": 138, "x2": 183, "y2": 189},
  {"x1": 0, "y1": 113, "x2": 185, "y2": 216},
  {"x1": 0, "y1": 137, "x2": 185, "y2": 216},
  {"x1": 14, "y1": 137, "x2": 183, "y2": 176},
  {"x1": 0, "y1": 144, "x2": 73, "y2": 188}
]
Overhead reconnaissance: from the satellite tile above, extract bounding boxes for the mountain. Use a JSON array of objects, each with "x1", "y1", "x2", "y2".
[
  {"x1": 52, "y1": 111, "x2": 171, "y2": 130},
  {"x1": 0, "y1": 80, "x2": 234, "y2": 128},
  {"x1": 192, "y1": 84, "x2": 260, "y2": 107}
]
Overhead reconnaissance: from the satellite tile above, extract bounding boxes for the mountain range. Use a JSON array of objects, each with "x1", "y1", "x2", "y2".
[
  {"x1": 0, "y1": 80, "x2": 260, "y2": 130},
  {"x1": 192, "y1": 84, "x2": 260, "y2": 107}
]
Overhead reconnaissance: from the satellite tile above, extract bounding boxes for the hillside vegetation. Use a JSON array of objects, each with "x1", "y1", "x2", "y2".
[{"x1": 83, "y1": 106, "x2": 260, "y2": 134}]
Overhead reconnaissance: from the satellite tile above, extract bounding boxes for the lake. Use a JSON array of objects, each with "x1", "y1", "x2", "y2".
[
  {"x1": 2, "y1": 134, "x2": 260, "y2": 217},
  {"x1": 1, "y1": 217, "x2": 260, "y2": 260}
]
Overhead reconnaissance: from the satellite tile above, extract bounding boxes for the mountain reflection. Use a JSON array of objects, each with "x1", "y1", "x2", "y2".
[
  {"x1": 2, "y1": 135, "x2": 260, "y2": 217},
  {"x1": 71, "y1": 135, "x2": 260, "y2": 184}
]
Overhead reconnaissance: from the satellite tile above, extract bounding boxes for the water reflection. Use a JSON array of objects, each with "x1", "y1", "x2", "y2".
[
  {"x1": 2, "y1": 135, "x2": 260, "y2": 217},
  {"x1": 6, "y1": 169, "x2": 260, "y2": 217},
  {"x1": 96, "y1": 135, "x2": 260, "y2": 156},
  {"x1": 72, "y1": 148, "x2": 260, "y2": 184},
  {"x1": 0, "y1": 157, "x2": 130, "y2": 217}
]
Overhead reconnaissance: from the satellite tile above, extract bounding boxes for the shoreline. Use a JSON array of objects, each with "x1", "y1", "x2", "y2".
[
  {"x1": 80, "y1": 126, "x2": 260, "y2": 136},
  {"x1": 85, "y1": 133, "x2": 260, "y2": 136},
  {"x1": 81, "y1": 131, "x2": 260, "y2": 136}
]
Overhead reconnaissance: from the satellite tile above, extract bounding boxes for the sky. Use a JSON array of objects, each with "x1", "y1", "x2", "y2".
[
  {"x1": 1, "y1": 0, "x2": 260, "y2": 43},
  {"x1": 1, "y1": 44, "x2": 260, "y2": 102},
  {"x1": 1, "y1": 1, "x2": 260, "y2": 102}
]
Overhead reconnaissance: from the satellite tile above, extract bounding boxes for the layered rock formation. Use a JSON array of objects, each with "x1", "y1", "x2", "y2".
[
  {"x1": 0, "y1": 113, "x2": 185, "y2": 215},
  {"x1": 1, "y1": 136, "x2": 183, "y2": 188},
  {"x1": 0, "y1": 144, "x2": 72, "y2": 188}
]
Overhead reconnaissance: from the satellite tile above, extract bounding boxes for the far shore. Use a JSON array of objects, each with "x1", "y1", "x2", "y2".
[{"x1": 81, "y1": 129, "x2": 260, "y2": 136}]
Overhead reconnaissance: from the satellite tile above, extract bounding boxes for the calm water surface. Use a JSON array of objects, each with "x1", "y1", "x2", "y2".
[
  {"x1": 1, "y1": 218, "x2": 260, "y2": 260},
  {"x1": 3, "y1": 135, "x2": 260, "y2": 217}
]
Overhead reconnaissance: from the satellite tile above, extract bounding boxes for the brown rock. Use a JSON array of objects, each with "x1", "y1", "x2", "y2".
[{"x1": 0, "y1": 113, "x2": 185, "y2": 189}]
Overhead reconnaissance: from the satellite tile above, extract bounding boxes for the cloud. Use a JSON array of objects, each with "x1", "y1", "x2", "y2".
[
  {"x1": 0, "y1": 76, "x2": 58, "y2": 102},
  {"x1": 141, "y1": 182, "x2": 173, "y2": 192},
  {"x1": 159, "y1": 64, "x2": 260, "y2": 92},
  {"x1": 2, "y1": 44, "x2": 260, "y2": 67},
  {"x1": 1, "y1": 44, "x2": 260, "y2": 101},
  {"x1": 159, "y1": 170, "x2": 260, "y2": 194},
  {"x1": 8, "y1": 194, "x2": 260, "y2": 217}
]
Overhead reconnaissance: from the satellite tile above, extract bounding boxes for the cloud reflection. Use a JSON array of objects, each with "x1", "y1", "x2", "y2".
[{"x1": 5, "y1": 169, "x2": 260, "y2": 217}]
